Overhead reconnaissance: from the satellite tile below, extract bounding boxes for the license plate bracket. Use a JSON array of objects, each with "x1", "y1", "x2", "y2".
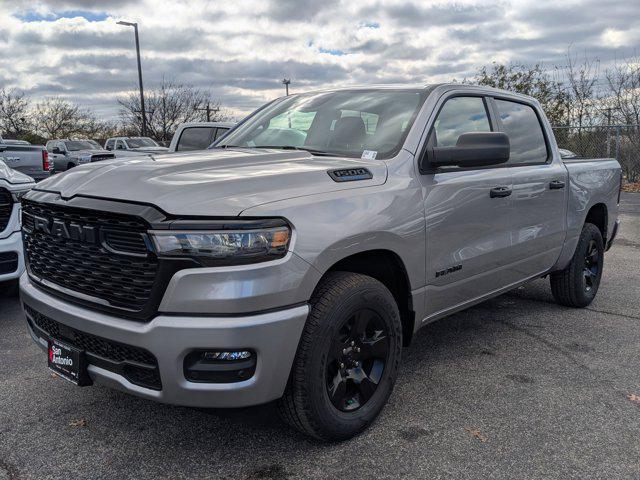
[{"x1": 48, "y1": 339, "x2": 92, "y2": 386}]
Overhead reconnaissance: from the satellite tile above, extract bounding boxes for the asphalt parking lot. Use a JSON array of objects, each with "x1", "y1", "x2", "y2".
[{"x1": 1, "y1": 193, "x2": 639, "y2": 480}]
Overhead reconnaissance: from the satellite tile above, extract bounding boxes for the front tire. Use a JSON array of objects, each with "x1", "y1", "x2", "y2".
[
  {"x1": 278, "y1": 272, "x2": 402, "y2": 441},
  {"x1": 550, "y1": 223, "x2": 604, "y2": 307}
]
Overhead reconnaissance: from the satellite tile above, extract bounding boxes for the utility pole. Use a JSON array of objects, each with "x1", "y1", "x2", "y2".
[
  {"x1": 282, "y1": 78, "x2": 291, "y2": 96},
  {"x1": 605, "y1": 107, "x2": 612, "y2": 157},
  {"x1": 195, "y1": 102, "x2": 220, "y2": 122},
  {"x1": 117, "y1": 21, "x2": 147, "y2": 137}
]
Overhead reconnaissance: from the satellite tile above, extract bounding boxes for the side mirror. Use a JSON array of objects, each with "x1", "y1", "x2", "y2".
[
  {"x1": 51, "y1": 147, "x2": 62, "y2": 154},
  {"x1": 105, "y1": 145, "x2": 112, "y2": 150},
  {"x1": 421, "y1": 132, "x2": 510, "y2": 170}
]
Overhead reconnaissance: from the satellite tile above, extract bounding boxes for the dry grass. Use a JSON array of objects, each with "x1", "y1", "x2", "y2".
[{"x1": 622, "y1": 182, "x2": 640, "y2": 193}]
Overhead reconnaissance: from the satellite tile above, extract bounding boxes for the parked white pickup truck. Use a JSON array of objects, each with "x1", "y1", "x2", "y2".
[
  {"x1": 0, "y1": 136, "x2": 50, "y2": 181},
  {"x1": 104, "y1": 137, "x2": 169, "y2": 157},
  {"x1": 167, "y1": 122, "x2": 236, "y2": 152}
]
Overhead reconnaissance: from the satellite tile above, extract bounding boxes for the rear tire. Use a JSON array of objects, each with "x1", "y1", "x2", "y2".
[
  {"x1": 278, "y1": 272, "x2": 402, "y2": 441},
  {"x1": 550, "y1": 223, "x2": 604, "y2": 307}
]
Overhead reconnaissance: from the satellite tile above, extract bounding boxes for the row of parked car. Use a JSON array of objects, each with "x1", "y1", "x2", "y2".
[
  {"x1": 0, "y1": 120, "x2": 235, "y2": 177},
  {"x1": 0, "y1": 120, "x2": 235, "y2": 291}
]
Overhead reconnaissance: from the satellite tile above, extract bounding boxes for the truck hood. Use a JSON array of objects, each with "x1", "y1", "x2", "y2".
[
  {"x1": 34, "y1": 148, "x2": 387, "y2": 216},
  {"x1": 0, "y1": 159, "x2": 35, "y2": 185}
]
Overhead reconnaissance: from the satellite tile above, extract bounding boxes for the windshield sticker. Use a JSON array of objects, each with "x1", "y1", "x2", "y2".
[{"x1": 361, "y1": 150, "x2": 377, "y2": 160}]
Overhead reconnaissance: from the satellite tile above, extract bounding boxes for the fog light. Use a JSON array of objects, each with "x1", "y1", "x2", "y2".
[
  {"x1": 184, "y1": 349, "x2": 256, "y2": 383},
  {"x1": 203, "y1": 351, "x2": 252, "y2": 361}
]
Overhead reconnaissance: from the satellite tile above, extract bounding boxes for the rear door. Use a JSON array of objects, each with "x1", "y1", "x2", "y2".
[
  {"x1": 419, "y1": 94, "x2": 516, "y2": 319},
  {"x1": 491, "y1": 97, "x2": 567, "y2": 277}
]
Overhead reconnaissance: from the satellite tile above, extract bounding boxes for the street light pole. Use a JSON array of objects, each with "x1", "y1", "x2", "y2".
[
  {"x1": 117, "y1": 21, "x2": 147, "y2": 137},
  {"x1": 282, "y1": 78, "x2": 291, "y2": 96}
]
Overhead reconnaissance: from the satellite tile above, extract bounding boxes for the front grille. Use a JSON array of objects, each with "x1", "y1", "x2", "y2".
[
  {"x1": 0, "y1": 188, "x2": 12, "y2": 232},
  {"x1": 0, "y1": 251, "x2": 18, "y2": 274},
  {"x1": 25, "y1": 304, "x2": 162, "y2": 390},
  {"x1": 22, "y1": 200, "x2": 158, "y2": 314}
]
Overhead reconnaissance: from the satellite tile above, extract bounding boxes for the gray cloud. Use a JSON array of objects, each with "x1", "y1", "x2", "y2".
[
  {"x1": 3, "y1": 0, "x2": 639, "y2": 119},
  {"x1": 267, "y1": 0, "x2": 340, "y2": 21}
]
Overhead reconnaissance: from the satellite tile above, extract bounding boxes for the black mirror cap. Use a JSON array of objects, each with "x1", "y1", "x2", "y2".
[{"x1": 421, "y1": 132, "x2": 510, "y2": 171}]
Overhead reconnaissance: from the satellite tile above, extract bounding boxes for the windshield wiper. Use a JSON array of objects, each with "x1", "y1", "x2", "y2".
[
  {"x1": 249, "y1": 145, "x2": 333, "y2": 156},
  {"x1": 214, "y1": 144, "x2": 333, "y2": 156}
]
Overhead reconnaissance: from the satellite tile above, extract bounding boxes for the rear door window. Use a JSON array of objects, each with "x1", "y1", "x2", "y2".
[
  {"x1": 177, "y1": 127, "x2": 215, "y2": 151},
  {"x1": 431, "y1": 96, "x2": 491, "y2": 147},
  {"x1": 214, "y1": 127, "x2": 229, "y2": 141},
  {"x1": 494, "y1": 99, "x2": 548, "y2": 165}
]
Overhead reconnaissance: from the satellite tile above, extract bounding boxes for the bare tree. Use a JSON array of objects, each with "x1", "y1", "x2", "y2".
[
  {"x1": 603, "y1": 56, "x2": 640, "y2": 182},
  {"x1": 118, "y1": 78, "x2": 227, "y2": 142},
  {"x1": 0, "y1": 88, "x2": 32, "y2": 138},
  {"x1": 564, "y1": 50, "x2": 601, "y2": 128},
  {"x1": 32, "y1": 97, "x2": 102, "y2": 139}
]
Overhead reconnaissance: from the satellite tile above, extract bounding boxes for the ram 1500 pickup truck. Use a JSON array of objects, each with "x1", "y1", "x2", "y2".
[
  {"x1": 0, "y1": 136, "x2": 50, "y2": 181},
  {"x1": 20, "y1": 84, "x2": 622, "y2": 441}
]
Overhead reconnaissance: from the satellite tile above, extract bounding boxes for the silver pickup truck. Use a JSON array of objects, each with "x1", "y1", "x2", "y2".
[
  {"x1": 46, "y1": 139, "x2": 115, "y2": 173},
  {"x1": 0, "y1": 137, "x2": 50, "y2": 181},
  {"x1": 19, "y1": 84, "x2": 622, "y2": 441}
]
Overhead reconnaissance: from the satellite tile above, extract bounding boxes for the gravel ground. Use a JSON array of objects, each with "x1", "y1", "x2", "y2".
[{"x1": 0, "y1": 194, "x2": 639, "y2": 480}]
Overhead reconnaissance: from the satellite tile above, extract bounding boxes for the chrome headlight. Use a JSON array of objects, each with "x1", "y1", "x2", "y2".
[
  {"x1": 149, "y1": 220, "x2": 291, "y2": 266},
  {"x1": 11, "y1": 189, "x2": 31, "y2": 203}
]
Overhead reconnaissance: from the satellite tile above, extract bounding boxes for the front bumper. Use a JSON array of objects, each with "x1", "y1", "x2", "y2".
[
  {"x1": 0, "y1": 230, "x2": 25, "y2": 282},
  {"x1": 21, "y1": 274, "x2": 309, "y2": 408}
]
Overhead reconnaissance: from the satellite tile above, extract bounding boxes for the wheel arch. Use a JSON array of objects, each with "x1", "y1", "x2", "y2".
[
  {"x1": 584, "y1": 203, "x2": 608, "y2": 242},
  {"x1": 316, "y1": 249, "x2": 416, "y2": 347}
]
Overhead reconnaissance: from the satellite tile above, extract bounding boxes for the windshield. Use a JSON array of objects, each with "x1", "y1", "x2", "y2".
[
  {"x1": 216, "y1": 89, "x2": 427, "y2": 159},
  {"x1": 64, "y1": 140, "x2": 98, "y2": 151},
  {"x1": 126, "y1": 137, "x2": 158, "y2": 148}
]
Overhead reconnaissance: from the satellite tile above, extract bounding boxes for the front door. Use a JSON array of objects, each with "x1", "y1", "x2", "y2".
[{"x1": 419, "y1": 95, "x2": 516, "y2": 320}]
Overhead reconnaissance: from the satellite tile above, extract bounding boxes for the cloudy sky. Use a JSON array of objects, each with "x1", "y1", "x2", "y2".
[{"x1": 1, "y1": 0, "x2": 638, "y2": 120}]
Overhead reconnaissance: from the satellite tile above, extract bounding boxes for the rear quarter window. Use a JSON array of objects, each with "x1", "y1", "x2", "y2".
[
  {"x1": 495, "y1": 99, "x2": 548, "y2": 165},
  {"x1": 177, "y1": 127, "x2": 215, "y2": 151}
]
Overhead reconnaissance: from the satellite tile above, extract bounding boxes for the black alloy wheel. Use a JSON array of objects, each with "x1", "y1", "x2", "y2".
[
  {"x1": 326, "y1": 309, "x2": 390, "y2": 412},
  {"x1": 582, "y1": 239, "x2": 600, "y2": 293}
]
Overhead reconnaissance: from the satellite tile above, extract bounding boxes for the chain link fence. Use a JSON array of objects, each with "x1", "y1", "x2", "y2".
[{"x1": 552, "y1": 125, "x2": 640, "y2": 183}]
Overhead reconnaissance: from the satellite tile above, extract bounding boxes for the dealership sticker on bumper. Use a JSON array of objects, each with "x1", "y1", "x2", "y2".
[{"x1": 48, "y1": 339, "x2": 91, "y2": 386}]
